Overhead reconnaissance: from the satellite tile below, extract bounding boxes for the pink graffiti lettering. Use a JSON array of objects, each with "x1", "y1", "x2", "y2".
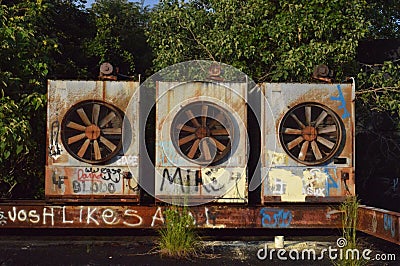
[{"x1": 77, "y1": 169, "x2": 102, "y2": 181}]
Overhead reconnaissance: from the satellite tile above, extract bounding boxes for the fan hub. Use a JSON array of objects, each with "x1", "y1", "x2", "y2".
[
  {"x1": 302, "y1": 126, "x2": 317, "y2": 141},
  {"x1": 195, "y1": 126, "x2": 210, "y2": 139},
  {"x1": 85, "y1": 125, "x2": 101, "y2": 140}
]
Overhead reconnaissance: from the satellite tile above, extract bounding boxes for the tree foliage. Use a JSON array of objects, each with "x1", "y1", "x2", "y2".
[
  {"x1": 86, "y1": 0, "x2": 152, "y2": 77},
  {"x1": 0, "y1": 0, "x2": 53, "y2": 198},
  {"x1": 148, "y1": 0, "x2": 369, "y2": 82}
]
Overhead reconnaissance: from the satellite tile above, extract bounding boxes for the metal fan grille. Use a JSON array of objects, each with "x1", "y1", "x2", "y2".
[
  {"x1": 279, "y1": 102, "x2": 343, "y2": 165},
  {"x1": 171, "y1": 101, "x2": 234, "y2": 165},
  {"x1": 61, "y1": 100, "x2": 123, "y2": 164}
]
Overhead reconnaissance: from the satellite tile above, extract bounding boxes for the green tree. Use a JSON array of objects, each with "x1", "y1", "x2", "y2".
[
  {"x1": 0, "y1": 0, "x2": 54, "y2": 198},
  {"x1": 148, "y1": 0, "x2": 369, "y2": 82},
  {"x1": 45, "y1": 0, "x2": 97, "y2": 79},
  {"x1": 86, "y1": 0, "x2": 152, "y2": 77}
]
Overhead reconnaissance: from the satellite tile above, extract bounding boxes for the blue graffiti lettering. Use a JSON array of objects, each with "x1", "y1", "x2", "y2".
[
  {"x1": 393, "y1": 178, "x2": 399, "y2": 192},
  {"x1": 383, "y1": 214, "x2": 396, "y2": 238},
  {"x1": 260, "y1": 208, "x2": 292, "y2": 228},
  {"x1": 324, "y1": 169, "x2": 339, "y2": 196},
  {"x1": 330, "y1": 85, "x2": 350, "y2": 119}
]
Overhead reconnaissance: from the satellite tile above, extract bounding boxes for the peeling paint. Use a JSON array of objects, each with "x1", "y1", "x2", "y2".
[{"x1": 268, "y1": 169, "x2": 306, "y2": 202}]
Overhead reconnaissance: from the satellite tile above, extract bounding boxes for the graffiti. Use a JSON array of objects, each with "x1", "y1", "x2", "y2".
[
  {"x1": 0, "y1": 206, "x2": 330, "y2": 229},
  {"x1": 115, "y1": 155, "x2": 138, "y2": 166},
  {"x1": 267, "y1": 168, "x2": 340, "y2": 199},
  {"x1": 52, "y1": 172, "x2": 67, "y2": 189},
  {"x1": 260, "y1": 208, "x2": 292, "y2": 228},
  {"x1": 151, "y1": 207, "x2": 164, "y2": 227},
  {"x1": 184, "y1": 169, "x2": 204, "y2": 192},
  {"x1": 306, "y1": 187, "x2": 325, "y2": 196},
  {"x1": 160, "y1": 168, "x2": 184, "y2": 192},
  {"x1": 383, "y1": 214, "x2": 396, "y2": 238},
  {"x1": 271, "y1": 178, "x2": 286, "y2": 194},
  {"x1": 8, "y1": 207, "x2": 53, "y2": 225},
  {"x1": 124, "y1": 172, "x2": 140, "y2": 192},
  {"x1": 324, "y1": 169, "x2": 339, "y2": 196},
  {"x1": 159, "y1": 167, "x2": 238, "y2": 195},
  {"x1": 5, "y1": 206, "x2": 143, "y2": 227},
  {"x1": 267, "y1": 169, "x2": 305, "y2": 201},
  {"x1": 202, "y1": 169, "x2": 225, "y2": 192},
  {"x1": 330, "y1": 85, "x2": 350, "y2": 119},
  {"x1": 372, "y1": 212, "x2": 377, "y2": 233},
  {"x1": 78, "y1": 168, "x2": 122, "y2": 184},
  {"x1": 0, "y1": 210, "x2": 7, "y2": 225},
  {"x1": 204, "y1": 207, "x2": 217, "y2": 226},
  {"x1": 49, "y1": 120, "x2": 62, "y2": 159},
  {"x1": 123, "y1": 210, "x2": 143, "y2": 227},
  {"x1": 393, "y1": 178, "x2": 399, "y2": 192},
  {"x1": 72, "y1": 181, "x2": 116, "y2": 194},
  {"x1": 304, "y1": 169, "x2": 327, "y2": 197}
]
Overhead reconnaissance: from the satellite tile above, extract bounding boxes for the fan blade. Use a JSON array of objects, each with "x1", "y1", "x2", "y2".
[
  {"x1": 102, "y1": 128, "x2": 122, "y2": 134},
  {"x1": 209, "y1": 112, "x2": 225, "y2": 128},
  {"x1": 201, "y1": 104, "x2": 208, "y2": 126},
  {"x1": 305, "y1": 106, "x2": 311, "y2": 126},
  {"x1": 311, "y1": 141, "x2": 322, "y2": 160},
  {"x1": 318, "y1": 125, "x2": 337, "y2": 134},
  {"x1": 93, "y1": 140, "x2": 101, "y2": 160},
  {"x1": 314, "y1": 111, "x2": 328, "y2": 127},
  {"x1": 178, "y1": 134, "x2": 196, "y2": 146},
  {"x1": 100, "y1": 136, "x2": 116, "y2": 151},
  {"x1": 201, "y1": 140, "x2": 212, "y2": 160},
  {"x1": 211, "y1": 129, "x2": 229, "y2": 136},
  {"x1": 177, "y1": 124, "x2": 196, "y2": 133},
  {"x1": 68, "y1": 133, "x2": 86, "y2": 144},
  {"x1": 92, "y1": 104, "x2": 100, "y2": 125},
  {"x1": 66, "y1": 121, "x2": 86, "y2": 131},
  {"x1": 185, "y1": 110, "x2": 201, "y2": 127},
  {"x1": 298, "y1": 141, "x2": 309, "y2": 161},
  {"x1": 283, "y1": 128, "x2": 302, "y2": 135},
  {"x1": 290, "y1": 113, "x2": 305, "y2": 129},
  {"x1": 317, "y1": 136, "x2": 335, "y2": 149},
  {"x1": 77, "y1": 139, "x2": 90, "y2": 158},
  {"x1": 187, "y1": 139, "x2": 200, "y2": 159},
  {"x1": 211, "y1": 137, "x2": 226, "y2": 151},
  {"x1": 287, "y1": 136, "x2": 304, "y2": 150},
  {"x1": 77, "y1": 108, "x2": 91, "y2": 126},
  {"x1": 99, "y1": 112, "x2": 116, "y2": 128}
]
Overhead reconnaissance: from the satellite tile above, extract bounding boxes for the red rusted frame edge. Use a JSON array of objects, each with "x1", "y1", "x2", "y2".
[
  {"x1": 357, "y1": 205, "x2": 400, "y2": 245},
  {"x1": 0, "y1": 203, "x2": 341, "y2": 230},
  {"x1": 0, "y1": 202, "x2": 399, "y2": 247}
]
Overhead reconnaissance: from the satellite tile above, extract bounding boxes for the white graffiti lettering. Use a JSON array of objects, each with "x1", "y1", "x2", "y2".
[
  {"x1": 123, "y1": 210, "x2": 143, "y2": 227},
  {"x1": 151, "y1": 207, "x2": 164, "y2": 227}
]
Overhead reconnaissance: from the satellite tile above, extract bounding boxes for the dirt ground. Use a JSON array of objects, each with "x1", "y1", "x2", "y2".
[{"x1": 0, "y1": 230, "x2": 399, "y2": 265}]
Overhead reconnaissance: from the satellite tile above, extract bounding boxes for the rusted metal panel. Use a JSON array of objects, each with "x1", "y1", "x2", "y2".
[
  {"x1": 358, "y1": 205, "x2": 400, "y2": 245},
  {"x1": 261, "y1": 83, "x2": 355, "y2": 203},
  {"x1": 46, "y1": 80, "x2": 140, "y2": 201},
  {"x1": 155, "y1": 82, "x2": 248, "y2": 203},
  {"x1": 0, "y1": 203, "x2": 341, "y2": 229}
]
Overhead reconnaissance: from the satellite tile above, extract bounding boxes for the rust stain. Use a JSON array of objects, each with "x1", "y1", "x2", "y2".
[{"x1": 358, "y1": 206, "x2": 400, "y2": 245}]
